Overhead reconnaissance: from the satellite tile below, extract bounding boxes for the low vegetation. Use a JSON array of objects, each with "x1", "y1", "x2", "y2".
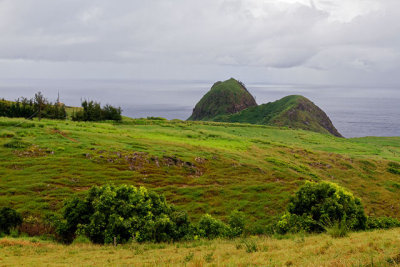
[
  {"x1": 71, "y1": 100, "x2": 122, "y2": 121},
  {"x1": 0, "y1": 207, "x2": 22, "y2": 235},
  {"x1": 54, "y1": 184, "x2": 244, "y2": 244},
  {"x1": 56, "y1": 184, "x2": 193, "y2": 244},
  {"x1": 2, "y1": 228, "x2": 400, "y2": 266},
  {"x1": 275, "y1": 182, "x2": 367, "y2": 234},
  {"x1": 0, "y1": 92, "x2": 66, "y2": 120}
]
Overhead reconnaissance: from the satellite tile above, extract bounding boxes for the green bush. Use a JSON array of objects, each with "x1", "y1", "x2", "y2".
[
  {"x1": 228, "y1": 210, "x2": 246, "y2": 237},
  {"x1": 0, "y1": 93, "x2": 66, "y2": 120},
  {"x1": 197, "y1": 214, "x2": 229, "y2": 239},
  {"x1": 366, "y1": 216, "x2": 400, "y2": 230},
  {"x1": 0, "y1": 207, "x2": 23, "y2": 234},
  {"x1": 72, "y1": 100, "x2": 121, "y2": 122},
  {"x1": 57, "y1": 184, "x2": 192, "y2": 244},
  {"x1": 276, "y1": 181, "x2": 367, "y2": 234},
  {"x1": 275, "y1": 213, "x2": 318, "y2": 234}
]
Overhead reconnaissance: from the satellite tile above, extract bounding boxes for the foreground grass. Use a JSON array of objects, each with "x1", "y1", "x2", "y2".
[
  {"x1": 0, "y1": 117, "x2": 399, "y2": 229},
  {"x1": 1, "y1": 228, "x2": 400, "y2": 266}
]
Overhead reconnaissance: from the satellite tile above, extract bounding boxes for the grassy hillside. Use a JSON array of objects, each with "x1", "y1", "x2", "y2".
[
  {"x1": 0, "y1": 117, "x2": 399, "y2": 230},
  {"x1": 2, "y1": 228, "x2": 400, "y2": 266},
  {"x1": 214, "y1": 95, "x2": 342, "y2": 137},
  {"x1": 188, "y1": 78, "x2": 257, "y2": 121}
]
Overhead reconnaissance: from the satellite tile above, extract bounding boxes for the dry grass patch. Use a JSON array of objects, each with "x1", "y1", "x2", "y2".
[{"x1": 1, "y1": 228, "x2": 400, "y2": 266}]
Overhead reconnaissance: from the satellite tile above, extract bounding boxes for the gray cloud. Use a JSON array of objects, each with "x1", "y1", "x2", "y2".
[{"x1": 0, "y1": 0, "x2": 399, "y2": 85}]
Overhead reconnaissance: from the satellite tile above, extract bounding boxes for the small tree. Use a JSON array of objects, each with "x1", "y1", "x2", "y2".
[
  {"x1": 34, "y1": 92, "x2": 47, "y2": 121},
  {"x1": 0, "y1": 207, "x2": 23, "y2": 234}
]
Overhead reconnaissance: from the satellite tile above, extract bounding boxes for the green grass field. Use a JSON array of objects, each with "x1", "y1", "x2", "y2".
[{"x1": 0, "y1": 116, "x2": 399, "y2": 230}]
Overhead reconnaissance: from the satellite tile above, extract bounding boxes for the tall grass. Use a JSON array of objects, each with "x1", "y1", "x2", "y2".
[{"x1": 1, "y1": 228, "x2": 400, "y2": 266}]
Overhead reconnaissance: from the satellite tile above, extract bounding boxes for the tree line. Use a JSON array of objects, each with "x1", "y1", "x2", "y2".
[
  {"x1": 0, "y1": 92, "x2": 122, "y2": 122},
  {"x1": 0, "y1": 92, "x2": 66, "y2": 120},
  {"x1": 71, "y1": 100, "x2": 122, "y2": 121}
]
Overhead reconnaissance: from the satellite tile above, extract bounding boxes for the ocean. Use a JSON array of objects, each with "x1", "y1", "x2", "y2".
[{"x1": 1, "y1": 79, "x2": 399, "y2": 138}]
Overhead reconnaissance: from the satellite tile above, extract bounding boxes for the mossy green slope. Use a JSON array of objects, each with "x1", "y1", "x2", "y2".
[
  {"x1": 214, "y1": 95, "x2": 342, "y2": 137},
  {"x1": 0, "y1": 117, "x2": 399, "y2": 230},
  {"x1": 188, "y1": 78, "x2": 257, "y2": 121}
]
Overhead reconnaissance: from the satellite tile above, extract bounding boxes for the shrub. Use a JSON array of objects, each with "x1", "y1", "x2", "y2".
[
  {"x1": 366, "y1": 216, "x2": 400, "y2": 230},
  {"x1": 275, "y1": 213, "x2": 318, "y2": 234},
  {"x1": 276, "y1": 181, "x2": 367, "y2": 234},
  {"x1": 0, "y1": 93, "x2": 66, "y2": 120},
  {"x1": 0, "y1": 207, "x2": 23, "y2": 234},
  {"x1": 57, "y1": 184, "x2": 192, "y2": 244},
  {"x1": 197, "y1": 214, "x2": 229, "y2": 239},
  {"x1": 72, "y1": 100, "x2": 121, "y2": 121},
  {"x1": 228, "y1": 210, "x2": 246, "y2": 237}
]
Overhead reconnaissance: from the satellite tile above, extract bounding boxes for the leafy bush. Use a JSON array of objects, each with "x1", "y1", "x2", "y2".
[
  {"x1": 228, "y1": 210, "x2": 246, "y2": 237},
  {"x1": 0, "y1": 207, "x2": 23, "y2": 234},
  {"x1": 0, "y1": 93, "x2": 66, "y2": 120},
  {"x1": 197, "y1": 214, "x2": 229, "y2": 239},
  {"x1": 72, "y1": 100, "x2": 122, "y2": 122},
  {"x1": 275, "y1": 213, "x2": 318, "y2": 234},
  {"x1": 366, "y1": 216, "x2": 400, "y2": 230},
  {"x1": 276, "y1": 181, "x2": 367, "y2": 234},
  {"x1": 57, "y1": 184, "x2": 192, "y2": 244}
]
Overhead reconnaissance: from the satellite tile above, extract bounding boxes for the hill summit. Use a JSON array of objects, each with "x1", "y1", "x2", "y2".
[{"x1": 188, "y1": 78, "x2": 257, "y2": 121}]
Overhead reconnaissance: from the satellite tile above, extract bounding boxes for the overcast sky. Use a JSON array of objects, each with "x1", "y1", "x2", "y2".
[{"x1": 0, "y1": 0, "x2": 400, "y2": 86}]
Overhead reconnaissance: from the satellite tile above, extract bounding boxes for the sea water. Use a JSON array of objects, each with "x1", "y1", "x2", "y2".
[{"x1": 1, "y1": 79, "x2": 399, "y2": 138}]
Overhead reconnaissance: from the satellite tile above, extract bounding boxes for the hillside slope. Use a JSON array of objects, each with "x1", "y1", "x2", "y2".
[
  {"x1": 214, "y1": 95, "x2": 342, "y2": 137},
  {"x1": 0, "y1": 117, "x2": 399, "y2": 229},
  {"x1": 188, "y1": 78, "x2": 257, "y2": 121}
]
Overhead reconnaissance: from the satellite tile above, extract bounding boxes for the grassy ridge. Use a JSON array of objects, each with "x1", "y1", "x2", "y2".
[
  {"x1": 2, "y1": 228, "x2": 400, "y2": 266},
  {"x1": 214, "y1": 95, "x2": 342, "y2": 137},
  {"x1": 0, "y1": 117, "x2": 399, "y2": 229}
]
